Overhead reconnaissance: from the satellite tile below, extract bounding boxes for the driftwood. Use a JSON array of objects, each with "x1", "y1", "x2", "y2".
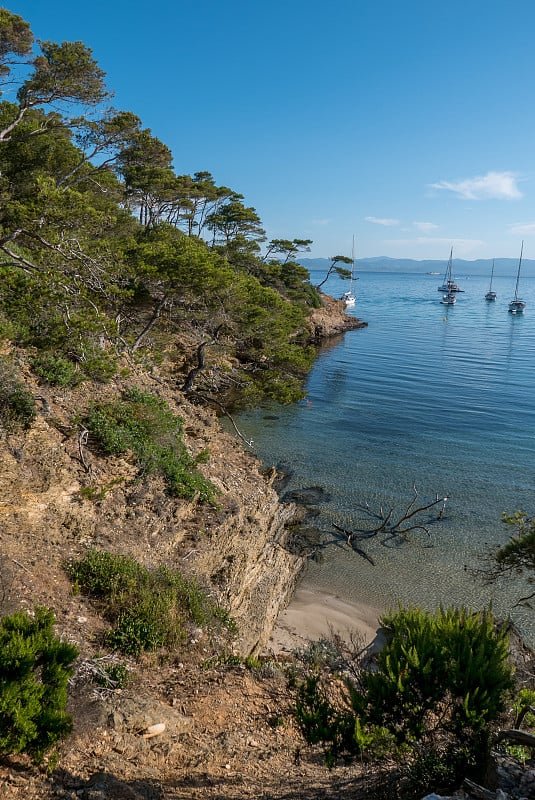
[
  {"x1": 332, "y1": 486, "x2": 449, "y2": 564},
  {"x1": 460, "y1": 730, "x2": 535, "y2": 799},
  {"x1": 332, "y1": 524, "x2": 376, "y2": 565}
]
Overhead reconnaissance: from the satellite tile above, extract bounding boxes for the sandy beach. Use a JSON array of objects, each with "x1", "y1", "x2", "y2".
[{"x1": 267, "y1": 587, "x2": 385, "y2": 655}]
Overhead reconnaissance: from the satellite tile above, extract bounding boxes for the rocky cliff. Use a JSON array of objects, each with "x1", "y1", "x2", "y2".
[
  {"x1": 0, "y1": 376, "x2": 302, "y2": 657},
  {"x1": 0, "y1": 299, "x2": 372, "y2": 800},
  {"x1": 0, "y1": 297, "x2": 363, "y2": 658}
]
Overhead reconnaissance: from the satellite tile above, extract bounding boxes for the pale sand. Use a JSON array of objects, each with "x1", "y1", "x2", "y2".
[{"x1": 266, "y1": 587, "x2": 385, "y2": 655}]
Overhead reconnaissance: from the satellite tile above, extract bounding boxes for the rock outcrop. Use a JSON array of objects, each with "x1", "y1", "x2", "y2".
[{"x1": 307, "y1": 293, "x2": 367, "y2": 339}]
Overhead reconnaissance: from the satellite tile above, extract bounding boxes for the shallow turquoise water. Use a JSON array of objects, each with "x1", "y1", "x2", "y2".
[{"x1": 235, "y1": 271, "x2": 535, "y2": 644}]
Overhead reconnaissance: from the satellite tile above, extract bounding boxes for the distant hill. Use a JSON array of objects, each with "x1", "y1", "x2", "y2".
[{"x1": 299, "y1": 257, "x2": 535, "y2": 277}]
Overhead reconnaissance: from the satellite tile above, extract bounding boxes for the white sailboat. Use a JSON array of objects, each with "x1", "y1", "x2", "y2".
[
  {"x1": 341, "y1": 237, "x2": 357, "y2": 307},
  {"x1": 437, "y1": 247, "x2": 463, "y2": 293},
  {"x1": 508, "y1": 242, "x2": 526, "y2": 313},
  {"x1": 485, "y1": 260, "x2": 497, "y2": 301}
]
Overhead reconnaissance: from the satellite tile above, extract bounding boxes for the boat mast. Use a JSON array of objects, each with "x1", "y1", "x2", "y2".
[
  {"x1": 514, "y1": 240, "x2": 523, "y2": 301},
  {"x1": 351, "y1": 235, "x2": 355, "y2": 291},
  {"x1": 489, "y1": 259, "x2": 494, "y2": 292},
  {"x1": 445, "y1": 246, "x2": 453, "y2": 284}
]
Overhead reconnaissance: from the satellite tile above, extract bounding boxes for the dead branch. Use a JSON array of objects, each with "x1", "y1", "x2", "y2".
[
  {"x1": 182, "y1": 390, "x2": 254, "y2": 449},
  {"x1": 495, "y1": 728, "x2": 535, "y2": 749},
  {"x1": 130, "y1": 293, "x2": 169, "y2": 353},
  {"x1": 332, "y1": 523, "x2": 376, "y2": 565},
  {"x1": 513, "y1": 588, "x2": 535, "y2": 608},
  {"x1": 462, "y1": 778, "x2": 495, "y2": 800},
  {"x1": 181, "y1": 324, "x2": 225, "y2": 392},
  {"x1": 332, "y1": 487, "x2": 449, "y2": 563},
  {"x1": 78, "y1": 427, "x2": 92, "y2": 476}
]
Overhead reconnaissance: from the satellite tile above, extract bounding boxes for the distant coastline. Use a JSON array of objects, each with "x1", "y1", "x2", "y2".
[{"x1": 300, "y1": 256, "x2": 535, "y2": 278}]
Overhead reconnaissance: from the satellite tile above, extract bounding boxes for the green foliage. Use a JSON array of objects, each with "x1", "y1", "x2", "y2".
[
  {"x1": 496, "y1": 511, "x2": 535, "y2": 575},
  {"x1": 31, "y1": 352, "x2": 82, "y2": 387},
  {"x1": 19, "y1": 39, "x2": 108, "y2": 108},
  {"x1": 78, "y1": 477, "x2": 124, "y2": 502},
  {"x1": 403, "y1": 741, "x2": 478, "y2": 798},
  {"x1": 92, "y1": 661, "x2": 129, "y2": 689},
  {"x1": 295, "y1": 676, "x2": 356, "y2": 768},
  {"x1": 362, "y1": 606, "x2": 513, "y2": 744},
  {"x1": 0, "y1": 606, "x2": 78, "y2": 764},
  {"x1": 295, "y1": 605, "x2": 514, "y2": 789},
  {"x1": 512, "y1": 687, "x2": 535, "y2": 729},
  {"x1": 66, "y1": 549, "x2": 235, "y2": 657},
  {"x1": 0, "y1": 358, "x2": 36, "y2": 432},
  {"x1": 65, "y1": 548, "x2": 144, "y2": 602},
  {"x1": 83, "y1": 388, "x2": 216, "y2": 502},
  {"x1": 0, "y1": 8, "x2": 325, "y2": 410}
]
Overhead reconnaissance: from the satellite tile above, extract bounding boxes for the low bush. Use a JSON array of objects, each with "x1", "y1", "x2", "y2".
[
  {"x1": 83, "y1": 388, "x2": 216, "y2": 502},
  {"x1": 31, "y1": 352, "x2": 82, "y2": 387},
  {"x1": 0, "y1": 358, "x2": 36, "y2": 432},
  {"x1": 0, "y1": 607, "x2": 78, "y2": 764},
  {"x1": 66, "y1": 549, "x2": 236, "y2": 657}
]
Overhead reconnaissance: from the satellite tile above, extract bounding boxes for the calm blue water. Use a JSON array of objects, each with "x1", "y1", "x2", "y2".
[{"x1": 235, "y1": 271, "x2": 535, "y2": 644}]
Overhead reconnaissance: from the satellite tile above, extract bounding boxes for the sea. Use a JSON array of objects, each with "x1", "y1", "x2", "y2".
[{"x1": 233, "y1": 269, "x2": 535, "y2": 646}]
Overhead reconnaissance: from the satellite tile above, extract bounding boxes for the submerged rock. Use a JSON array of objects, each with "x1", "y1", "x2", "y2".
[{"x1": 282, "y1": 486, "x2": 333, "y2": 505}]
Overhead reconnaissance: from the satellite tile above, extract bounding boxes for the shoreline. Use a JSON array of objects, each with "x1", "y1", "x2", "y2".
[{"x1": 266, "y1": 587, "x2": 385, "y2": 655}]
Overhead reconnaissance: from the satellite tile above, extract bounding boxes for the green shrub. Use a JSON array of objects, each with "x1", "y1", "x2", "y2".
[
  {"x1": 106, "y1": 608, "x2": 168, "y2": 656},
  {"x1": 0, "y1": 359, "x2": 36, "y2": 432},
  {"x1": 31, "y1": 352, "x2": 82, "y2": 387},
  {"x1": 362, "y1": 606, "x2": 513, "y2": 745},
  {"x1": 65, "y1": 548, "x2": 143, "y2": 605},
  {"x1": 100, "y1": 662, "x2": 129, "y2": 689},
  {"x1": 403, "y1": 741, "x2": 477, "y2": 798},
  {"x1": 295, "y1": 675, "x2": 358, "y2": 768},
  {"x1": 295, "y1": 605, "x2": 514, "y2": 788},
  {"x1": 88, "y1": 657, "x2": 130, "y2": 689},
  {"x1": 80, "y1": 348, "x2": 118, "y2": 383},
  {"x1": 66, "y1": 550, "x2": 235, "y2": 657},
  {"x1": 83, "y1": 389, "x2": 216, "y2": 502},
  {"x1": 0, "y1": 607, "x2": 78, "y2": 764}
]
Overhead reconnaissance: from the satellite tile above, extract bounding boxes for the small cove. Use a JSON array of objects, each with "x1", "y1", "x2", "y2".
[{"x1": 233, "y1": 271, "x2": 535, "y2": 646}]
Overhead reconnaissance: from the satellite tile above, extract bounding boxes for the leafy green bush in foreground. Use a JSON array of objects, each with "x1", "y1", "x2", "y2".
[
  {"x1": 295, "y1": 605, "x2": 514, "y2": 793},
  {"x1": 66, "y1": 549, "x2": 236, "y2": 656},
  {"x1": 0, "y1": 607, "x2": 78, "y2": 764}
]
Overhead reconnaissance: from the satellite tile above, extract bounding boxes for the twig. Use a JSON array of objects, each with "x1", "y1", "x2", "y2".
[
  {"x1": 513, "y1": 589, "x2": 535, "y2": 608},
  {"x1": 186, "y1": 391, "x2": 254, "y2": 448},
  {"x1": 12, "y1": 558, "x2": 32, "y2": 575},
  {"x1": 78, "y1": 427, "x2": 92, "y2": 476}
]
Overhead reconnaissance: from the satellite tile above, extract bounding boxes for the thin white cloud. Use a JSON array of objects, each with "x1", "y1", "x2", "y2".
[
  {"x1": 365, "y1": 215, "x2": 400, "y2": 226},
  {"x1": 311, "y1": 218, "x2": 330, "y2": 226},
  {"x1": 429, "y1": 171, "x2": 522, "y2": 200},
  {"x1": 509, "y1": 222, "x2": 535, "y2": 235},
  {"x1": 413, "y1": 221, "x2": 438, "y2": 232}
]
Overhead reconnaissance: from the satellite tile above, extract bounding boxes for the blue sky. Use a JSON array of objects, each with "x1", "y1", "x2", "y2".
[{"x1": 8, "y1": 1, "x2": 535, "y2": 261}]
